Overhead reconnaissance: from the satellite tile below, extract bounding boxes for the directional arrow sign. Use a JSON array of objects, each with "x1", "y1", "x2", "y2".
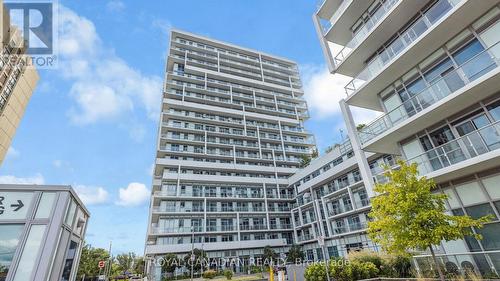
[
  {"x1": 0, "y1": 192, "x2": 33, "y2": 220},
  {"x1": 11, "y1": 200, "x2": 24, "y2": 212}
]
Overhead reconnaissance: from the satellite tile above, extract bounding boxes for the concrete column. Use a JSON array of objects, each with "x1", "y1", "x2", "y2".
[{"x1": 339, "y1": 99, "x2": 375, "y2": 197}]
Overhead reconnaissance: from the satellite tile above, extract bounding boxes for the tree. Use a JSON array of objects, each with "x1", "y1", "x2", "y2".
[
  {"x1": 300, "y1": 149, "x2": 319, "y2": 168},
  {"x1": 287, "y1": 244, "x2": 305, "y2": 263},
  {"x1": 133, "y1": 256, "x2": 145, "y2": 275},
  {"x1": 162, "y1": 253, "x2": 180, "y2": 275},
  {"x1": 76, "y1": 243, "x2": 110, "y2": 280},
  {"x1": 367, "y1": 161, "x2": 491, "y2": 281},
  {"x1": 116, "y1": 252, "x2": 136, "y2": 274},
  {"x1": 262, "y1": 245, "x2": 277, "y2": 264},
  {"x1": 184, "y1": 248, "x2": 207, "y2": 273},
  {"x1": 356, "y1": 124, "x2": 366, "y2": 131}
]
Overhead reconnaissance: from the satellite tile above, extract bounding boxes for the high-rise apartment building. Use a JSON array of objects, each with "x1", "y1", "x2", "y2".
[
  {"x1": 0, "y1": 2, "x2": 39, "y2": 164},
  {"x1": 314, "y1": 0, "x2": 500, "y2": 275},
  {"x1": 145, "y1": 30, "x2": 315, "y2": 278}
]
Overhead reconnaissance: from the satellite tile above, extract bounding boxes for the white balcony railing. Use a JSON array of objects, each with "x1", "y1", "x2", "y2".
[
  {"x1": 345, "y1": 0, "x2": 461, "y2": 95},
  {"x1": 358, "y1": 40, "x2": 500, "y2": 144},
  {"x1": 408, "y1": 120, "x2": 500, "y2": 175},
  {"x1": 331, "y1": 0, "x2": 399, "y2": 68}
]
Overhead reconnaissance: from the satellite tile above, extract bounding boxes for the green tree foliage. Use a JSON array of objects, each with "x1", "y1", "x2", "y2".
[
  {"x1": 162, "y1": 253, "x2": 180, "y2": 275},
  {"x1": 286, "y1": 244, "x2": 305, "y2": 263},
  {"x1": 367, "y1": 161, "x2": 491, "y2": 281},
  {"x1": 76, "y1": 243, "x2": 110, "y2": 280},
  {"x1": 300, "y1": 149, "x2": 319, "y2": 168},
  {"x1": 133, "y1": 256, "x2": 145, "y2": 275},
  {"x1": 184, "y1": 248, "x2": 207, "y2": 273},
  {"x1": 116, "y1": 252, "x2": 136, "y2": 274},
  {"x1": 356, "y1": 124, "x2": 366, "y2": 131},
  {"x1": 262, "y1": 245, "x2": 277, "y2": 264}
]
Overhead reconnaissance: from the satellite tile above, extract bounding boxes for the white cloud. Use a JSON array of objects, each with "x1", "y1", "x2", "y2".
[
  {"x1": 57, "y1": 5, "x2": 162, "y2": 125},
  {"x1": 0, "y1": 173, "x2": 45, "y2": 185},
  {"x1": 301, "y1": 65, "x2": 380, "y2": 125},
  {"x1": 301, "y1": 64, "x2": 350, "y2": 118},
  {"x1": 106, "y1": 0, "x2": 125, "y2": 12},
  {"x1": 74, "y1": 185, "x2": 109, "y2": 205},
  {"x1": 5, "y1": 147, "x2": 19, "y2": 159},
  {"x1": 116, "y1": 182, "x2": 150, "y2": 207}
]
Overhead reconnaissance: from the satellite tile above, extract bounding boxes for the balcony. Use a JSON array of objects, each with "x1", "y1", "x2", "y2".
[
  {"x1": 150, "y1": 226, "x2": 204, "y2": 234},
  {"x1": 344, "y1": 0, "x2": 498, "y2": 110},
  {"x1": 346, "y1": 0, "x2": 462, "y2": 95},
  {"x1": 407, "y1": 120, "x2": 500, "y2": 182},
  {"x1": 152, "y1": 207, "x2": 204, "y2": 213},
  {"x1": 240, "y1": 224, "x2": 268, "y2": 231},
  {"x1": 298, "y1": 234, "x2": 315, "y2": 242},
  {"x1": 321, "y1": 0, "x2": 373, "y2": 45},
  {"x1": 358, "y1": 40, "x2": 500, "y2": 154},
  {"x1": 330, "y1": 0, "x2": 399, "y2": 70},
  {"x1": 270, "y1": 224, "x2": 292, "y2": 230}
]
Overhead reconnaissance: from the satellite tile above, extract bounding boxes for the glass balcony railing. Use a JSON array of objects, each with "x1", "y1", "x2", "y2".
[
  {"x1": 150, "y1": 226, "x2": 203, "y2": 234},
  {"x1": 298, "y1": 234, "x2": 315, "y2": 242},
  {"x1": 332, "y1": 0, "x2": 399, "y2": 68},
  {"x1": 239, "y1": 225, "x2": 268, "y2": 231},
  {"x1": 407, "y1": 120, "x2": 500, "y2": 175},
  {"x1": 345, "y1": 0, "x2": 461, "y2": 95},
  {"x1": 358, "y1": 40, "x2": 500, "y2": 144}
]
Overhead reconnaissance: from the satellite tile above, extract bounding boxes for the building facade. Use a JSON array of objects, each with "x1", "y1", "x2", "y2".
[
  {"x1": 145, "y1": 30, "x2": 315, "y2": 278},
  {"x1": 314, "y1": 0, "x2": 500, "y2": 275},
  {"x1": 0, "y1": 2, "x2": 39, "y2": 164},
  {"x1": 0, "y1": 184, "x2": 90, "y2": 281}
]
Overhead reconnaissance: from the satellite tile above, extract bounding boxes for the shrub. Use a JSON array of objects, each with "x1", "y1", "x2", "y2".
[
  {"x1": 223, "y1": 269, "x2": 233, "y2": 280},
  {"x1": 348, "y1": 250, "x2": 386, "y2": 274},
  {"x1": 387, "y1": 255, "x2": 413, "y2": 278},
  {"x1": 202, "y1": 270, "x2": 217, "y2": 279},
  {"x1": 350, "y1": 260, "x2": 378, "y2": 280},
  {"x1": 304, "y1": 262, "x2": 327, "y2": 281}
]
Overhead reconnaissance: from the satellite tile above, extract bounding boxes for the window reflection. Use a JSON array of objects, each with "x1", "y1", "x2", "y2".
[{"x1": 0, "y1": 225, "x2": 23, "y2": 281}]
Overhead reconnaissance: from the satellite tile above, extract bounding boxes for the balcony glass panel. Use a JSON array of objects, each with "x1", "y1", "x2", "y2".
[
  {"x1": 359, "y1": 40, "x2": 500, "y2": 144},
  {"x1": 406, "y1": 120, "x2": 500, "y2": 175},
  {"x1": 345, "y1": 0, "x2": 460, "y2": 95},
  {"x1": 332, "y1": 0, "x2": 399, "y2": 67}
]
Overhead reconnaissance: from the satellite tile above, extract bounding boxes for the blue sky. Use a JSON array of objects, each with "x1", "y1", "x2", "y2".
[{"x1": 0, "y1": 0, "x2": 376, "y2": 255}]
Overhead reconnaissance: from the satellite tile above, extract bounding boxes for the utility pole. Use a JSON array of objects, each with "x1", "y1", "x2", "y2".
[{"x1": 105, "y1": 241, "x2": 113, "y2": 281}]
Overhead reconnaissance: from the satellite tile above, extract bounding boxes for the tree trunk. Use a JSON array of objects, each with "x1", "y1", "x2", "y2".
[{"x1": 429, "y1": 245, "x2": 445, "y2": 281}]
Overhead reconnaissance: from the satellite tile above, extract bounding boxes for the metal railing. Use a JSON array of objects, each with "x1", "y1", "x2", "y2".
[
  {"x1": 345, "y1": 0, "x2": 461, "y2": 95},
  {"x1": 407, "y1": 120, "x2": 500, "y2": 175},
  {"x1": 359, "y1": 40, "x2": 500, "y2": 144},
  {"x1": 332, "y1": 0, "x2": 400, "y2": 68}
]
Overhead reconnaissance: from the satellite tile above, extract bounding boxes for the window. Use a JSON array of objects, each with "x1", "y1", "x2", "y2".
[
  {"x1": 465, "y1": 203, "x2": 497, "y2": 220},
  {"x1": 0, "y1": 225, "x2": 24, "y2": 280},
  {"x1": 452, "y1": 39, "x2": 494, "y2": 81},
  {"x1": 13, "y1": 225, "x2": 46, "y2": 281},
  {"x1": 316, "y1": 248, "x2": 323, "y2": 261},
  {"x1": 306, "y1": 250, "x2": 314, "y2": 261},
  {"x1": 476, "y1": 223, "x2": 500, "y2": 250},
  {"x1": 483, "y1": 174, "x2": 500, "y2": 200},
  {"x1": 327, "y1": 246, "x2": 339, "y2": 258},
  {"x1": 60, "y1": 241, "x2": 78, "y2": 281}
]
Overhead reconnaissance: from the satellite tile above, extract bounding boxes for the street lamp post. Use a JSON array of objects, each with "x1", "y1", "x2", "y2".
[
  {"x1": 191, "y1": 226, "x2": 195, "y2": 281},
  {"x1": 318, "y1": 236, "x2": 331, "y2": 281}
]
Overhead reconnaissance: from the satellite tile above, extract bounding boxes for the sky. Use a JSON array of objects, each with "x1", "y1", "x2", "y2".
[{"x1": 0, "y1": 0, "x2": 378, "y2": 255}]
